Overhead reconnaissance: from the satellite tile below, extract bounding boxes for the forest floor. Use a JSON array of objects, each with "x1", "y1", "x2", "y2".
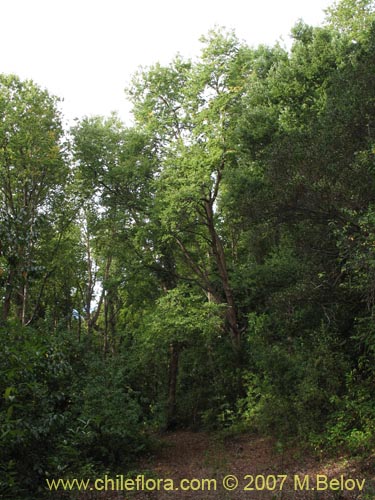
[{"x1": 77, "y1": 430, "x2": 375, "y2": 500}]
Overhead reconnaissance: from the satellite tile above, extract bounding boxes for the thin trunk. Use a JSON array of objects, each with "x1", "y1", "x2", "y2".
[
  {"x1": 2, "y1": 268, "x2": 15, "y2": 322},
  {"x1": 25, "y1": 269, "x2": 54, "y2": 327},
  {"x1": 78, "y1": 308, "x2": 82, "y2": 342},
  {"x1": 166, "y1": 342, "x2": 179, "y2": 429},
  {"x1": 21, "y1": 279, "x2": 28, "y2": 326},
  {"x1": 157, "y1": 249, "x2": 181, "y2": 428},
  {"x1": 102, "y1": 255, "x2": 112, "y2": 355},
  {"x1": 85, "y1": 231, "x2": 93, "y2": 335},
  {"x1": 103, "y1": 297, "x2": 108, "y2": 356},
  {"x1": 109, "y1": 298, "x2": 116, "y2": 354}
]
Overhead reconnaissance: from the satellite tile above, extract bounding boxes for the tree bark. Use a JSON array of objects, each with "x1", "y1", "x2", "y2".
[{"x1": 204, "y1": 199, "x2": 241, "y2": 348}]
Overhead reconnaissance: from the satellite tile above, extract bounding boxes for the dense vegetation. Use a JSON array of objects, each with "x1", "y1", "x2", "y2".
[{"x1": 2, "y1": 0, "x2": 375, "y2": 497}]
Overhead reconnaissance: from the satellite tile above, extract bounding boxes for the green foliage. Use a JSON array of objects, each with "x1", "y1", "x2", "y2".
[
  {"x1": 5, "y1": 3, "x2": 375, "y2": 498},
  {"x1": 0, "y1": 74, "x2": 70, "y2": 326},
  {"x1": 75, "y1": 356, "x2": 147, "y2": 466},
  {"x1": 0, "y1": 325, "x2": 76, "y2": 498},
  {"x1": 325, "y1": 0, "x2": 375, "y2": 41},
  {"x1": 147, "y1": 285, "x2": 223, "y2": 345},
  {"x1": 0, "y1": 325, "x2": 149, "y2": 499}
]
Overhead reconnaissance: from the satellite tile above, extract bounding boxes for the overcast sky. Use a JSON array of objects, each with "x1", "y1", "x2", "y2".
[{"x1": 2, "y1": 0, "x2": 334, "y2": 125}]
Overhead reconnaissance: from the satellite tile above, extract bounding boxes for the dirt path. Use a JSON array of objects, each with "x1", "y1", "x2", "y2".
[{"x1": 77, "y1": 431, "x2": 375, "y2": 500}]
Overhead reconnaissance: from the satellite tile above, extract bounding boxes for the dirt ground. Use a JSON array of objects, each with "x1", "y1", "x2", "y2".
[{"x1": 74, "y1": 431, "x2": 375, "y2": 500}]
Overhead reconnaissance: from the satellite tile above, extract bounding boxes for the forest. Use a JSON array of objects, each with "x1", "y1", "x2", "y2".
[{"x1": 2, "y1": 0, "x2": 375, "y2": 498}]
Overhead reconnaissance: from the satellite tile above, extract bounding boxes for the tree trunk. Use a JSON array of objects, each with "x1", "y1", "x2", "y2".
[
  {"x1": 85, "y1": 230, "x2": 94, "y2": 336},
  {"x1": 204, "y1": 199, "x2": 241, "y2": 348},
  {"x1": 21, "y1": 279, "x2": 28, "y2": 326},
  {"x1": 102, "y1": 255, "x2": 112, "y2": 355},
  {"x1": 166, "y1": 342, "x2": 179, "y2": 429},
  {"x1": 2, "y1": 267, "x2": 15, "y2": 322}
]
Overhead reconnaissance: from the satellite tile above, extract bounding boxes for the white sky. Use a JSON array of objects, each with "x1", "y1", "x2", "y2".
[{"x1": 1, "y1": 0, "x2": 334, "y2": 126}]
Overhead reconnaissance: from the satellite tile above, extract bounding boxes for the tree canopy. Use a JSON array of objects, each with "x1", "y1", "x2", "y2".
[{"x1": 2, "y1": 1, "x2": 375, "y2": 498}]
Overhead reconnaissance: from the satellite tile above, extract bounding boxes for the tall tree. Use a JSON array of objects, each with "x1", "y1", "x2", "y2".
[
  {"x1": 128, "y1": 29, "x2": 254, "y2": 348},
  {"x1": 71, "y1": 114, "x2": 155, "y2": 344},
  {"x1": 0, "y1": 75, "x2": 69, "y2": 324}
]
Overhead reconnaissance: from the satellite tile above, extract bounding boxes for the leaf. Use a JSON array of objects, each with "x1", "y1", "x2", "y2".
[{"x1": 4, "y1": 386, "x2": 15, "y2": 400}]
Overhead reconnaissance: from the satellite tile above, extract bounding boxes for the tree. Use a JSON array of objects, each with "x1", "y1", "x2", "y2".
[
  {"x1": 325, "y1": 0, "x2": 375, "y2": 41},
  {"x1": 0, "y1": 74, "x2": 69, "y2": 324},
  {"x1": 71, "y1": 114, "x2": 156, "y2": 346},
  {"x1": 128, "y1": 29, "x2": 254, "y2": 348}
]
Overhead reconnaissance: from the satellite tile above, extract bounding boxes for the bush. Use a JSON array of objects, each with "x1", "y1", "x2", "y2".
[
  {"x1": 76, "y1": 356, "x2": 148, "y2": 466},
  {"x1": 241, "y1": 316, "x2": 351, "y2": 443},
  {"x1": 0, "y1": 325, "x2": 77, "y2": 498},
  {"x1": 0, "y1": 325, "x2": 149, "y2": 500}
]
